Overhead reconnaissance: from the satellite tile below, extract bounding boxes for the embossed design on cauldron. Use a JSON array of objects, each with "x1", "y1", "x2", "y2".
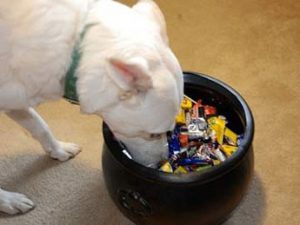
[{"x1": 118, "y1": 189, "x2": 152, "y2": 217}]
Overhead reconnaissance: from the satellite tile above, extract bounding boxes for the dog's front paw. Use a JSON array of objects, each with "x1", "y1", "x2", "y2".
[
  {"x1": 50, "y1": 141, "x2": 81, "y2": 161},
  {"x1": 0, "y1": 189, "x2": 35, "y2": 215}
]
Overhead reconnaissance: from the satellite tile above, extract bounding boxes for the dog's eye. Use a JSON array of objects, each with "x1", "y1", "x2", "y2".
[
  {"x1": 119, "y1": 91, "x2": 133, "y2": 101},
  {"x1": 149, "y1": 133, "x2": 163, "y2": 139}
]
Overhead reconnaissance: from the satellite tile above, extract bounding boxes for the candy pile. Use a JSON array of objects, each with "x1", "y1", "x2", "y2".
[{"x1": 158, "y1": 96, "x2": 243, "y2": 174}]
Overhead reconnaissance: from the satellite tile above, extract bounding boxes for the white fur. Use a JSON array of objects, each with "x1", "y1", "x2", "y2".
[
  {"x1": 0, "y1": 0, "x2": 183, "y2": 214},
  {"x1": 0, "y1": 188, "x2": 35, "y2": 214}
]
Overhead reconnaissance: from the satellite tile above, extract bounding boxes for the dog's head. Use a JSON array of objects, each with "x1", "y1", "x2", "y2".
[{"x1": 78, "y1": 0, "x2": 183, "y2": 167}]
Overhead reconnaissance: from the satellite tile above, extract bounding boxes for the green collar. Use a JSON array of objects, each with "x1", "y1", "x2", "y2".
[{"x1": 64, "y1": 23, "x2": 97, "y2": 104}]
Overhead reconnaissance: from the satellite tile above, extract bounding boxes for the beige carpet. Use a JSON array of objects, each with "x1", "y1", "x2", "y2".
[{"x1": 0, "y1": 0, "x2": 299, "y2": 224}]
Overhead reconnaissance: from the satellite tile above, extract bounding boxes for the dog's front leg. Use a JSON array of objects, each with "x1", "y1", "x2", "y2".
[
  {"x1": 6, "y1": 107, "x2": 81, "y2": 161},
  {"x1": 0, "y1": 188, "x2": 34, "y2": 214},
  {"x1": 0, "y1": 108, "x2": 81, "y2": 214}
]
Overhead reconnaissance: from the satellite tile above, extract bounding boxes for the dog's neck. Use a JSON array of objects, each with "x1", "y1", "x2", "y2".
[{"x1": 63, "y1": 23, "x2": 97, "y2": 105}]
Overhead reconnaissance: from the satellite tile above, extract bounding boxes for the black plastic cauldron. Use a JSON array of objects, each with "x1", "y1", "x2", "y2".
[{"x1": 102, "y1": 72, "x2": 254, "y2": 225}]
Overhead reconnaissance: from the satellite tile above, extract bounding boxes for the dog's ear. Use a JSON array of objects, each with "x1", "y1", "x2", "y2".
[
  {"x1": 133, "y1": 0, "x2": 169, "y2": 45},
  {"x1": 108, "y1": 57, "x2": 153, "y2": 92}
]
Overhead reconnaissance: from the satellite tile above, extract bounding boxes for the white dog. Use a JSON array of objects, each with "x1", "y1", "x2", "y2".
[{"x1": 0, "y1": 0, "x2": 183, "y2": 215}]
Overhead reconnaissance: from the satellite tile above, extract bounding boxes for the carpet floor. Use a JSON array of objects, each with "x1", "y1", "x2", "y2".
[{"x1": 0, "y1": 0, "x2": 299, "y2": 224}]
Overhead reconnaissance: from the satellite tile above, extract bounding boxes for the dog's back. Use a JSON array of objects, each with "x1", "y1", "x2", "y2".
[{"x1": 0, "y1": 0, "x2": 91, "y2": 110}]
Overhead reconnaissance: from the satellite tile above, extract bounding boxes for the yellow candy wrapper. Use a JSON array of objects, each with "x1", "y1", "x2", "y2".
[
  {"x1": 159, "y1": 162, "x2": 173, "y2": 173},
  {"x1": 181, "y1": 97, "x2": 193, "y2": 110},
  {"x1": 175, "y1": 108, "x2": 186, "y2": 124},
  {"x1": 196, "y1": 165, "x2": 212, "y2": 172},
  {"x1": 174, "y1": 166, "x2": 188, "y2": 174},
  {"x1": 208, "y1": 116, "x2": 226, "y2": 145},
  {"x1": 221, "y1": 145, "x2": 238, "y2": 157},
  {"x1": 212, "y1": 160, "x2": 221, "y2": 166},
  {"x1": 224, "y1": 127, "x2": 238, "y2": 146}
]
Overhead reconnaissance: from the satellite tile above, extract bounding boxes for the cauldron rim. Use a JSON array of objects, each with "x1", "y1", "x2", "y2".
[{"x1": 102, "y1": 72, "x2": 254, "y2": 185}]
